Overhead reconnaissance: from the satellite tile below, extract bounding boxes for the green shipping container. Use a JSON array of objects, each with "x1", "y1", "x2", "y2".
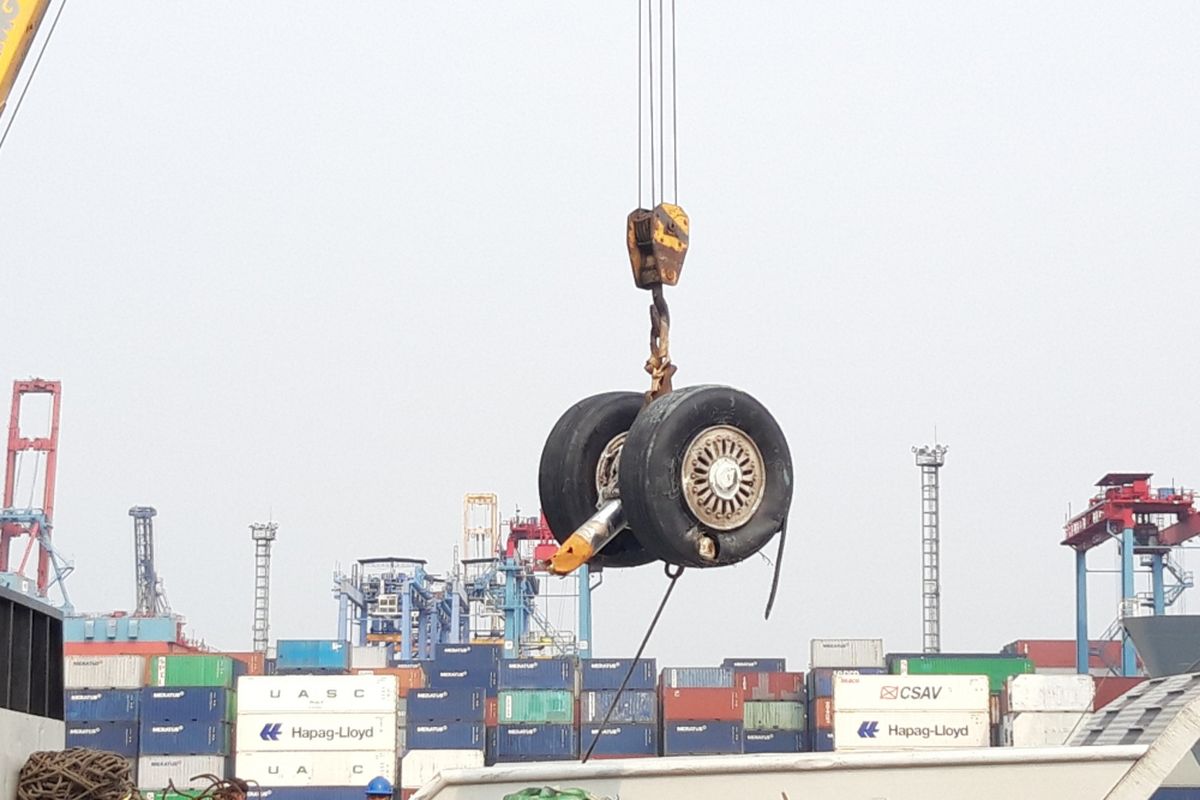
[
  {"x1": 498, "y1": 690, "x2": 575, "y2": 724},
  {"x1": 743, "y1": 701, "x2": 806, "y2": 730},
  {"x1": 146, "y1": 655, "x2": 239, "y2": 688},
  {"x1": 889, "y1": 656, "x2": 1034, "y2": 693}
]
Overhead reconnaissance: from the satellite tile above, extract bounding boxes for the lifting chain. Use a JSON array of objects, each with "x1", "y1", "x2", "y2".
[{"x1": 627, "y1": 203, "x2": 689, "y2": 404}]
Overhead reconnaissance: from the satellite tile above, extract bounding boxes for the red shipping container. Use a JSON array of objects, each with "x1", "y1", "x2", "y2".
[
  {"x1": 1003, "y1": 639, "x2": 1132, "y2": 671},
  {"x1": 486, "y1": 696, "x2": 498, "y2": 727},
  {"x1": 735, "y1": 671, "x2": 804, "y2": 701},
  {"x1": 351, "y1": 665, "x2": 426, "y2": 691},
  {"x1": 64, "y1": 641, "x2": 194, "y2": 656},
  {"x1": 225, "y1": 651, "x2": 266, "y2": 676},
  {"x1": 811, "y1": 697, "x2": 833, "y2": 728},
  {"x1": 661, "y1": 688, "x2": 742, "y2": 721},
  {"x1": 1092, "y1": 676, "x2": 1146, "y2": 711}
]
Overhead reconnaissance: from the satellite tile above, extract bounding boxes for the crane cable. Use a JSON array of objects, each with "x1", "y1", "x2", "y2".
[
  {"x1": 0, "y1": 0, "x2": 70, "y2": 158},
  {"x1": 638, "y1": 0, "x2": 678, "y2": 209}
]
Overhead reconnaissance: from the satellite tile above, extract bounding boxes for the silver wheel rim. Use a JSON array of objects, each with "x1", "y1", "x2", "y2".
[
  {"x1": 595, "y1": 432, "x2": 626, "y2": 503},
  {"x1": 681, "y1": 425, "x2": 765, "y2": 530}
]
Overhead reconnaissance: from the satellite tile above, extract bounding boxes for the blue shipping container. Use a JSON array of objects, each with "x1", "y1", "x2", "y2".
[
  {"x1": 580, "y1": 658, "x2": 657, "y2": 691},
  {"x1": 275, "y1": 640, "x2": 349, "y2": 672},
  {"x1": 406, "y1": 687, "x2": 486, "y2": 722},
  {"x1": 66, "y1": 721, "x2": 138, "y2": 757},
  {"x1": 405, "y1": 721, "x2": 486, "y2": 750},
  {"x1": 64, "y1": 689, "x2": 139, "y2": 722},
  {"x1": 494, "y1": 724, "x2": 579, "y2": 761},
  {"x1": 660, "y1": 667, "x2": 733, "y2": 688},
  {"x1": 807, "y1": 667, "x2": 886, "y2": 698},
  {"x1": 580, "y1": 690, "x2": 657, "y2": 724},
  {"x1": 139, "y1": 720, "x2": 231, "y2": 755},
  {"x1": 661, "y1": 721, "x2": 743, "y2": 755},
  {"x1": 433, "y1": 643, "x2": 502, "y2": 669},
  {"x1": 424, "y1": 665, "x2": 498, "y2": 694},
  {"x1": 498, "y1": 658, "x2": 575, "y2": 690},
  {"x1": 743, "y1": 729, "x2": 807, "y2": 753},
  {"x1": 1152, "y1": 791, "x2": 1200, "y2": 800},
  {"x1": 722, "y1": 658, "x2": 787, "y2": 672},
  {"x1": 811, "y1": 729, "x2": 834, "y2": 752},
  {"x1": 141, "y1": 687, "x2": 233, "y2": 722},
  {"x1": 579, "y1": 724, "x2": 657, "y2": 757},
  {"x1": 246, "y1": 790, "x2": 365, "y2": 800}
]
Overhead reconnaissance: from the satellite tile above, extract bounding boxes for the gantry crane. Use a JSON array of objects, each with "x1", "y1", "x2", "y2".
[{"x1": 130, "y1": 506, "x2": 170, "y2": 616}]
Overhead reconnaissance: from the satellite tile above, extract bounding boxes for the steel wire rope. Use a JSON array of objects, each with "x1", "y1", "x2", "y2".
[
  {"x1": 581, "y1": 563, "x2": 684, "y2": 763},
  {"x1": 637, "y1": 0, "x2": 642, "y2": 208},
  {"x1": 0, "y1": 0, "x2": 70, "y2": 158},
  {"x1": 658, "y1": 0, "x2": 664, "y2": 200},
  {"x1": 671, "y1": 0, "x2": 678, "y2": 202},
  {"x1": 647, "y1": 0, "x2": 655, "y2": 206}
]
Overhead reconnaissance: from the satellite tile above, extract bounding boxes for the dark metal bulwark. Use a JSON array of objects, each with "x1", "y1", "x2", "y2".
[{"x1": 0, "y1": 583, "x2": 63, "y2": 720}]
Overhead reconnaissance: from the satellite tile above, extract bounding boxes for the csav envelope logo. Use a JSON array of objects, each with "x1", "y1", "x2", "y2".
[{"x1": 879, "y1": 686, "x2": 899, "y2": 700}]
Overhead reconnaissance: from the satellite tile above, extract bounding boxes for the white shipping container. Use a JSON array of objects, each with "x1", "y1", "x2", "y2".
[
  {"x1": 1002, "y1": 712, "x2": 1085, "y2": 747},
  {"x1": 834, "y1": 711, "x2": 990, "y2": 750},
  {"x1": 834, "y1": 674, "x2": 989, "y2": 713},
  {"x1": 236, "y1": 674, "x2": 398, "y2": 714},
  {"x1": 1, "y1": 708, "x2": 64, "y2": 800},
  {"x1": 400, "y1": 749, "x2": 486, "y2": 790},
  {"x1": 810, "y1": 639, "x2": 885, "y2": 669},
  {"x1": 64, "y1": 655, "x2": 146, "y2": 689},
  {"x1": 350, "y1": 645, "x2": 390, "y2": 670},
  {"x1": 236, "y1": 750, "x2": 395, "y2": 787},
  {"x1": 137, "y1": 755, "x2": 229, "y2": 788},
  {"x1": 236, "y1": 712, "x2": 397, "y2": 752},
  {"x1": 1005, "y1": 675, "x2": 1094, "y2": 713}
]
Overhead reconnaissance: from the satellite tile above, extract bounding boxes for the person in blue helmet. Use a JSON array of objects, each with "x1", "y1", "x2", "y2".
[{"x1": 366, "y1": 776, "x2": 394, "y2": 798}]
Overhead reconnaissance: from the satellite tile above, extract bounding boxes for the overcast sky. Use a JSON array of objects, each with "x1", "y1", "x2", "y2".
[{"x1": 4, "y1": 2, "x2": 1200, "y2": 665}]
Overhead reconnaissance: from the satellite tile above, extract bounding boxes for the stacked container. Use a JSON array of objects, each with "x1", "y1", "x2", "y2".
[
  {"x1": 494, "y1": 657, "x2": 578, "y2": 762},
  {"x1": 275, "y1": 640, "x2": 350, "y2": 674},
  {"x1": 1000, "y1": 674, "x2": 1093, "y2": 746},
  {"x1": 65, "y1": 655, "x2": 145, "y2": 778},
  {"x1": 401, "y1": 644, "x2": 498, "y2": 795},
  {"x1": 235, "y1": 674, "x2": 398, "y2": 798},
  {"x1": 726, "y1": 659, "x2": 806, "y2": 754},
  {"x1": 579, "y1": 658, "x2": 658, "y2": 759},
  {"x1": 659, "y1": 667, "x2": 742, "y2": 756},
  {"x1": 833, "y1": 672, "x2": 990, "y2": 750},
  {"x1": 807, "y1": 639, "x2": 886, "y2": 752},
  {"x1": 138, "y1": 655, "x2": 242, "y2": 791}
]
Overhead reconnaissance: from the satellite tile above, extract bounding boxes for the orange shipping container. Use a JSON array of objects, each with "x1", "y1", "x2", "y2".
[
  {"x1": 224, "y1": 651, "x2": 266, "y2": 676},
  {"x1": 351, "y1": 666, "x2": 426, "y2": 691},
  {"x1": 811, "y1": 697, "x2": 833, "y2": 729},
  {"x1": 64, "y1": 641, "x2": 196, "y2": 657}
]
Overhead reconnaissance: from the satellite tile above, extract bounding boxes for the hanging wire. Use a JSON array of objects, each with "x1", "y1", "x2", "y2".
[
  {"x1": 637, "y1": 0, "x2": 643, "y2": 208},
  {"x1": 647, "y1": 0, "x2": 656, "y2": 206},
  {"x1": 671, "y1": 0, "x2": 678, "y2": 202},
  {"x1": 0, "y1": 0, "x2": 70, "y2": 157},
  {"x1": 658, "y1": 0, "x2": 665, "y2": 200}
]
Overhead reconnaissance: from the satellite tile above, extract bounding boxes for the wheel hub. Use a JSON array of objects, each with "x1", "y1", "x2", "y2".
[
  {"x1": 681, "y1": 425, "x2": 765, "y2": 530},
  {"x1": 595, "y1": 432, "x2": 626, "y2": 503}
]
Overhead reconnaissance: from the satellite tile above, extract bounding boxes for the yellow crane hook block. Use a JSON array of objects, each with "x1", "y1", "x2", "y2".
[{"x1": 626, "y1": 203, "x2": 689, "y2": 288}]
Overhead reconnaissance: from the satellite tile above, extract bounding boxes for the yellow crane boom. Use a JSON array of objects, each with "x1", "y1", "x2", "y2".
[{"x1": 0, "y1": 0, "x2": 50, "y2": 117}]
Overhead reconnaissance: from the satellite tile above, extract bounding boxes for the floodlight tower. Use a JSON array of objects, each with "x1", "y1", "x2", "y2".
[
  {"x1": 914, "y1": 443, "x2": 948, "y2": 653},
  {"x1": 250, "y1": 522, "x2": 278, "y2": 653}
]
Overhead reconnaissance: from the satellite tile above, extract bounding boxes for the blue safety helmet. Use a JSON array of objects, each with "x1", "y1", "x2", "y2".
[{"x1": 366, "y1": 775, "x2": 394, "y2": 797}]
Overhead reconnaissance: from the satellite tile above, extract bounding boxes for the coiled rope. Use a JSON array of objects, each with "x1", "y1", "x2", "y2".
[{"x1": 17, "y1": 748, "x2": 137, "y2": 800}]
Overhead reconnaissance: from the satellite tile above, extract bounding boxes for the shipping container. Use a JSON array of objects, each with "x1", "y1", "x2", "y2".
[
  {"x1": 140, "y1": 719, "x2": 231, "y2": 755},
  {"x1": 743, "y1": 729, "x2": 807, "y2": 753},
  {"x1": 405, "y1": 721, "x2": 486, "y2": 750},
  {"x1": 743, "y1": 701, "x2": 805, "y2": 730},
  {"x1": 225, "y1": 651, "x2": 267, "y2": 677},
  {"x1": 811, "y1": 697, "x2": 833, "y2": 728},
  {"x1": 64, "y1": 689, "x2": 139, "y2": 721},
  {"x1": 66, "y1": 720, "x2": 138, "y2": 757},
  {"x1": 810, "y1": 639, "x2": 885, "y2": 669},
  {"x1": 661, "y1": 687, "x2": 742, "y2": 721},
  {"x1": 64, "y1": 641, "x2": 191, "y2": 657},
  {"x1": 142, "y1": 687, "x2": 235, "y2": 722},
  {"x1": 424, "y1": 665, "x2": 498, "y2": 694},
  {"x1": 1002, "y1": 639, "x2": 1127, "y2": 671},
  {"x1": 235, "y1": 750, "x2": 396, "y2": 787},
  {"x1": 65, "y1": 614, "x2": 180, "y2": 643},
  {"x1": 833, "y1": 710, "x2": 990, "y2": 750},
  {"x1": 432, "y1": 643, "x2": 501, "y2": 669},
  {"x1": 578, "y1": 724, "x2": 658, "y2": 757},
  {"x1": 811, "y1": 728, "x2": 834, "y2": 752},
  {"x1": 659, "y1": 667, "x2": 733, "y2": 689},
  {"x1": 237, "y1": 712, "x2": 397, "y2": 752},
  {"x1": 137, "y1": 755, "x2": 231, "y2": 789},
  {"x1": 722, "y1": 658, "x2": 787, "y2": 672},
  {"x1": 497, "y1": 658, "x2": 576, "y2": 690},
  {"x1": 498, "y1": 690, "x2": 574, "y2": 724},
  {"x1": 1001, "y1": 711, "x2": 1086, "y2": 747},
  {"x1": 580, "y1": 659, "x2": 656, "y2": 691},
  {"x1": 661, "y1": 721, "x2": 742, "y2": 755},
  {"x1": 833, "y1": 674, "x2": 990, "y2": 712},
  {"x1": 406, "y1": 688, "x2": 485, "y2": 722},
  {"x1": 579, "y1": 690, "x2": 657, "y2": 724},
  {"x1": 888, "y1": 655, "x2": 1034, "y2": 693},
  {"x1": 64, "y1": 655, "x2": 146, "y2": 689},
  {"x1": 1004, "y1": 674, "x2": 1094, "y2": 713},
  {"x1": 237, "y1": 675, "x2": 398, "y2": 714},
  {"x1": 399, "y1": 749, "x2": 486, "y2": 790},
  {"x1": 351, "y1": 665, "x2": 425, "y2": 691},
  {"x1": 493, "y1": 724, "x2": 579, "y2": 761},
  {"x1": 244, "y1": 790, "x2": 365, "y2": 800},
  {"x1": 807, "y1": 667, "x2": 886, "y2": 698},
  {"x1": 485, "y1": 696, "x2": 497, "y2": 727},
  {"x1": 350, "y1": 645, "x2": 390, "y2": 670},
  {"x1": 275, "y1": 640, "x2": 350, "y2": 673},
  {"x1": 147, "y1": 655, "x2": 243, "y2": 689},
  {"x1": 1093, "y1": 676, "x2": 1146, "y2": 710},
  {"x1": 735, "y1": 672, "x2": 804, "y2": 701}
]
